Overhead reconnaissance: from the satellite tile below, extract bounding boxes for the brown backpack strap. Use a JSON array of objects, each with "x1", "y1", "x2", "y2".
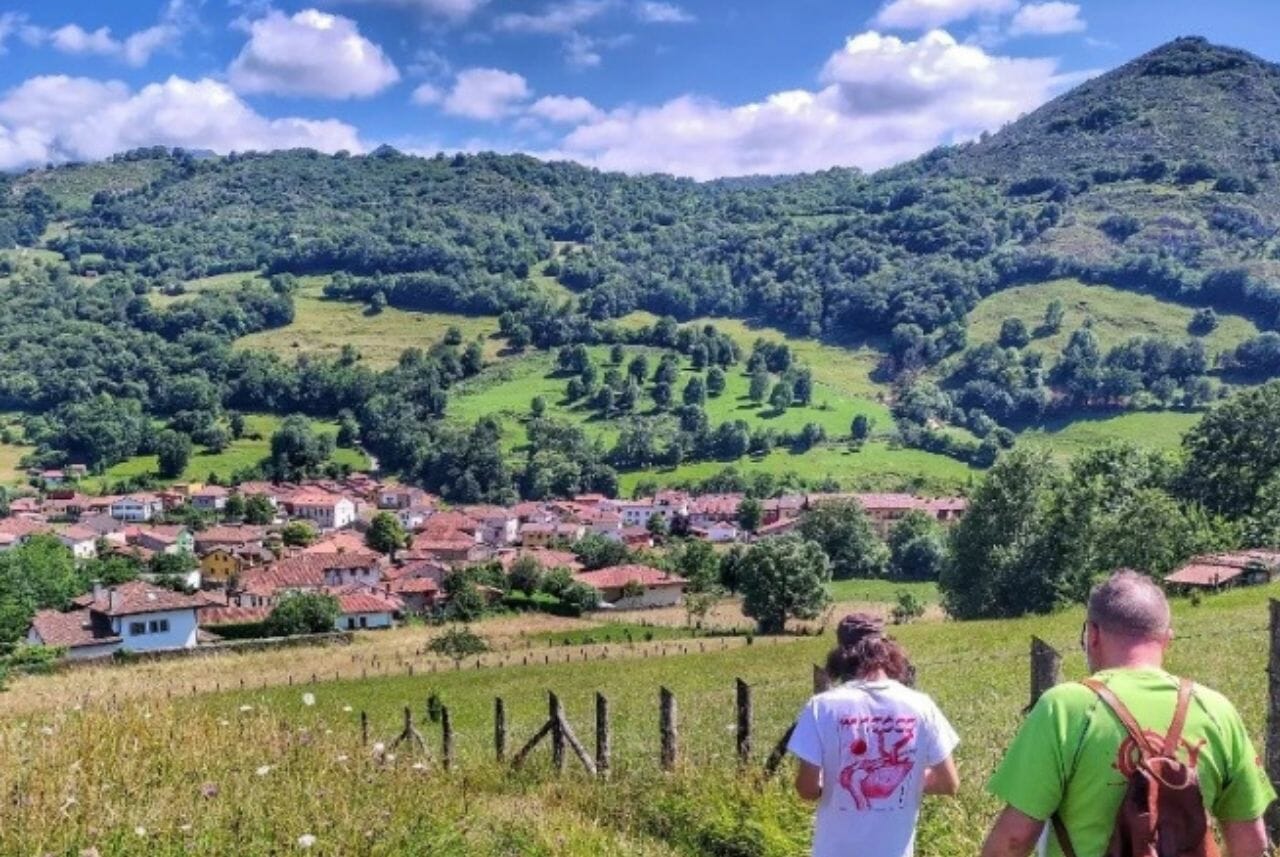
[
  {"x1": 1081, "y1": 677, "x2": 1155, "y2": 759},
  {"x1": 1051, "y1": 813, "x2": 1078, "y2": 857},
  {"x1": 1162, "y1": 678, "x2": 1194, "y2": 756}
]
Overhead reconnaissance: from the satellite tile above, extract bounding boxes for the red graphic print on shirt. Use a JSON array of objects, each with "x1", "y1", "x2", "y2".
[{"x1": 836, "y1": 715, "x2": 917, "y2": 811}]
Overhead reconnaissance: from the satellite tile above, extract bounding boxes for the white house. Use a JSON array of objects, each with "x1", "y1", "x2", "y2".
[
  {"x1": 110, "y1": 494, "x2": 163, "y2": 523},
  {"x1": 466, "y1": 506, "x2": 520, "y2": 547},
  {"x1": 190, "y1": 485, "x2": 229, "y2": 512},
  {"x1": 27, "y1": 581, "x2": 208, "y2": 660},
  {"x1": 334, "y1": 591, "x2": 399, "y2": 631},
  {"x1": 694, "y1": 521, "x2": 740, "y2": 544},
  {"x1": 55, "y1": 525, "x2": 99, "y2": 560},
  {"x1": 602, "y1": 498, "x2": 655, "y2": 528},
  {"x1": 289, "y1": 493, "x2": 356, "y2": 530},
  {"x1": 574, "y1": 565, "x2": 687, "y2": 610}
]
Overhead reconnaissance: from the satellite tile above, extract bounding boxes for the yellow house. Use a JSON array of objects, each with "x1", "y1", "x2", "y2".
[{"x1": 200, "y1": 547, "x2": 245, "y2": 586}]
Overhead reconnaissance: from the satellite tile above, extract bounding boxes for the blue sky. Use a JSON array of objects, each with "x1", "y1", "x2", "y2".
[{"x1": 0, "y1": 0, "x2": 1275, "y2": 178}]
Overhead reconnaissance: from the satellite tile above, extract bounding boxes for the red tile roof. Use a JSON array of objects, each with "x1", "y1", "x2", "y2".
[
  {"x1": 575, "y1": 564, "x2": 686, "y2": 590},
  {"x1": 1166, "y1": 551, "x2": 1280, "y2": 587},
  {"x1": 387, "y1": 577, "x2": 439, "y2": 594},
  {"x1": 73, "y1": 581, "x2": 212, "y2": 617},
  {"x1": 200, "y1": 605, "x2": 273, "y2": 625},
  {"x1": 30, "y1": 609, "x2": 120, "y2": 648},
  {"x1": 336, "y1": 592, "x2": 400, "y2": 614},
  {"x1": 300, "y1": 532, "x2": 368, "y2": 555}
]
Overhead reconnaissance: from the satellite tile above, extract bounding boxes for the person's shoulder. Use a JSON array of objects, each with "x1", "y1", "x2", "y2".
[
  {"x1": 1034, "y1": 681, "x2": 1100, "y2": 714},
  {"x1": 1187, "y1": 679, "x2": 1244, "y2": 721}
]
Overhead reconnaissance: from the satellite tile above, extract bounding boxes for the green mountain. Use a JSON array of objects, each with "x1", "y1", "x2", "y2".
[{"x1": 2, "y1": 36, "x2": 1280, "y2": 499}]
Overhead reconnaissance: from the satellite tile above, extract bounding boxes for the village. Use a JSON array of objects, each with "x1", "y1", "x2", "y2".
[
  {"x1": 6, "y1": 471, "x2": 973, "y2": 660},
  {"x1": 7, "y1": 471, "x2": 1277, "y2": 662}
]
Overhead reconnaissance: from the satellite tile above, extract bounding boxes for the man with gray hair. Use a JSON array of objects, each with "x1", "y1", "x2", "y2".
[{"x1": 980, "y1": 570, "x2": 1274, "y2": 857}]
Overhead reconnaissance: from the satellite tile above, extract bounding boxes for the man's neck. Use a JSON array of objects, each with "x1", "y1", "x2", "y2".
[{"x1": 1092, "y1": 651, "x2": 1165, "y2": 673}]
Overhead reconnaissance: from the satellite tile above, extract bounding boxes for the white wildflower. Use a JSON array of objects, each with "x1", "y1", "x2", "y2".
[
  {"x1": 336, "y1": 754, "x2": 349, "y2": 763},
  {"x1": 297, "y1": 833, "x2": 317, "y2": 849},
  {"x1": 239, "y1": 705, "x2": 253, "y2": 713},
  {"x1": 179, "y1": 823, "x2": 192, "y2": 833},
  {"x1": 411, "y1": 762, "x2": 426, "y2": 772},
  {"x1": 371, "y1": 742, "x2": 386, "y2": 756},
  {"x1": 302, "y1": 693, "x2": 315, "y2": 707},
  {"x1": 134, "y1": 827, "x2": 147, "y2": 837},
  {"x1": 218, "y1": 719, "x2": 230, "y2": 727},
  {"x1": 40, "y1": 726, "x2": 54, "y2": 736},
  {"x1": 384, "y1": 753, "x2": 396, "y2": 763},
  {"x1": 255, "y1": 765, "x2": 271, "y2": 777},
  {"x1": 342, "y1": 705, "x2": 353, "y2": 713}
]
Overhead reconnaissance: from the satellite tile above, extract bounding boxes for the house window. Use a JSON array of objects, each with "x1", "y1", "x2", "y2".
[
  {"x1": 129, "y1": 621, "x2": 146, "y2": 635},
  {"x1": 359, "y1": 616, "x2": 368, "y2": 628},
  {"x1": 346, "y1": 618, "x2": 356, "y2": 630},
  {"x1": 148, "y1": 619, "x2": 170, "y2": 633}
]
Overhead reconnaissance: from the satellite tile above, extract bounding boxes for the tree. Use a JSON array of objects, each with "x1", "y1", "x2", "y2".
[
  {"x1": 737, "y1": 497, "x2": 763, "y2": 533},
  {"x1": 999, "y1": 317, "x2": 1031, "y2": 348},
  {"x1": 268, "y1": 415, "x2": 332, "y2": 480},
  {"x1": 888, "y1": 511, "x2": 947, "y2": 582},
  {"x1": 193, "y1": 423, "x2": 230, "y2": 455},
  {"x1": 1042, "y1": 299, "x2": 1065, "y2": 334},
  {"x1": 850, "y1": 414, "x2": 873, "y2": 442},
  {"x1": 792, "y1": 368, "x2": 813, "y2": 405},
  {"x1": 223, "y1": 493, "x2": 246, "y2": 521},
  {"x1": 940, "y1": 449, "x2": 1065, "y2": 619},
  {"x1": 1180, "y1": 381, "x2": 1280, "y2": 518},
  {"x1": 798, "y1": 500, "x2": 889, "y2": 580},
  {"x1": 718, "y1": 544, "x2": 747, "y2": 593},
  {"x1": 572, "y1": 534, "x2": 631, "y2": 570},
  {"x1": 336, "y1": 411, "x2": 360, "y2": 447},
  {"x1": 155, "y1": 430, "x2": 192, "y2": 479},
  {"x1": 684, "y1": 590, "x2": 717, "y2": 628},
  {"x1": 265, "y1": 591, "x2": 339, "y2": 636},
  {"x1": 706, "y1": 366, "x2": 726, "y2": 397},
  {"x1": 627, "y1": 354, "x2": 649, "y2": 383},
  {"x1": 651, "y1": 381, "x2": 673, "y2": 410},
  {"x1": 443, "y1": 575, "x2": 488, "y2": 621},
  {"x1": 539, "y1": 566, "x2": 575, "y2": 598},
  {"x1": 646, "y1": 512, "x2": 668, "y2": 538},
  {"x1": 890, "y1": 591, "x2": 926, "y2": 625},
  {"x1": 243, "y1": 494, "x2": 275, "y2": 525},
  {"x1": 280, "y1": 521, "x2": 317, "y2": 547},
  {"x1": 508, "y1": 554, "x2": 544, "y2": 597},
  {"x1": 769, "y1": 380, "x2": 794, "y2": 412},
  {"x1": 428, "y1": 626, "x2": 489, "y2": 663},
  {"x1": 683, "y1": 376, "x2": 706, "y2": 406},
  {"x1": 739, "y1": 535, "x2": 831, "y2": 634},
  {"x1": 1189, "y1": 308, "x2": 1219, "y2": 336},
  {"x1": 666, "y1": 538, "x2": 720, "y2": 592},
  {"x1": 560, "y1": 581, "x2": 601, "y2": 613},
  {"x1": 749, "y1": 370, "x2": 771, "y2": 402},
  {"x1": 228, "y1": 411, "x2": 246, "y2": 440},
  {"x1": 531, "y1": 396, "x2": 546, "y2": 418},
  {"x1": 610, "y1": 343, "x2": 625, "y2": 364},
  {"x1": 365, "y1": 511, "x2": 407, "y2": 558}
]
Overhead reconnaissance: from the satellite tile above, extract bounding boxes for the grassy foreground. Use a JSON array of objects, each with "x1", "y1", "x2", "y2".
[{"x1": 3, "y1": 584, "x2": 1275, "y2": 855}]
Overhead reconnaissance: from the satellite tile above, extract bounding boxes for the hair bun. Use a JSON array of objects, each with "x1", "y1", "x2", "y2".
[{"x1": 836, "y1": 612, "x2": 884, "y2": 646}]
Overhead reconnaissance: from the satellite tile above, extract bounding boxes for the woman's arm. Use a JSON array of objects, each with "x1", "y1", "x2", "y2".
[
  {"x1": 923, "y1": 755, "x2": 959, "y2": 795},
  {"x1": 794, "y1": 760, "x2": 822, "y2": 801}
]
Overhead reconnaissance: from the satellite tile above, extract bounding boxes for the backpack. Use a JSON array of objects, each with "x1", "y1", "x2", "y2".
[{"x1": 1052, "y1": 677, "x2": 1220, "y2": 857}]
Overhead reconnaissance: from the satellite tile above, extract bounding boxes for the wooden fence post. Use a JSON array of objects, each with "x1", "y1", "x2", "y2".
[
  {"x1": 360, "y1": 710, "x2": 368, "y2": 746},
  {"x1": 660, "y1": 687, "x2": 678, "y2": 771},
  {"x1": 441, "y1": 706, "x2": 454, "y2": 771},
  {"x1": 736, "y1": 678, "x2": 753, "y2": 765},
  {"x1": 1029, "y1": 636, "x2": 1063, "y2": 712},
  {"x1": 494, "y1": 698, "x2": 507, "y2": 764},
  {"x1": 1266, "y1": 601, "x2": 1280, "y2": 842},
  {"x1": 550, "y1": 692, "x2": 566, "y2": 773},
  {"x1": 596, "y1": 692, "x2": 611, "y2": 779}
]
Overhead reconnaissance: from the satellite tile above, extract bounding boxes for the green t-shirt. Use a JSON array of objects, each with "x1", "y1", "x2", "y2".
[{"x1": 988, "y1": 668, "x2": 1275, "y2": 857}]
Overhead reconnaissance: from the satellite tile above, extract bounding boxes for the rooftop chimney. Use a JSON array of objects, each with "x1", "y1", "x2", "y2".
[{"x1": 92, "y1": 581, "x2": 106, "y2": 604}]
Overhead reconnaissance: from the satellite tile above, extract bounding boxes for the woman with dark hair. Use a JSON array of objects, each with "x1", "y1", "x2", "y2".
[{"x1": 787, "y1": 613, "x2": 959, "y2": 857}]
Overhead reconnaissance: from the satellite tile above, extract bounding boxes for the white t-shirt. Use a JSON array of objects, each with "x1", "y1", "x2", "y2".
[{"x1": 787, "y1": 679, "x2": 959, "y2": 857}]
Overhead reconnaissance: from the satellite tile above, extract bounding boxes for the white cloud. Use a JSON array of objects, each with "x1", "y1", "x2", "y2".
[
  {"x1": 410, "y1": 82, "x2": 444, "y2": 105},
  {"x1": 547, "y1": 29, "x2": 1062, "y2": 179},
  {"x1": 1009, "y1": 2, "x2": 1086, "y2": 35},
  {"x1": 442, "y1": 68, "x2": 531, "y2": 120},
  {"x1": 25, "y1": 1, "x2": 193, "y2": 67},
  {"x1": 873, "y1": 0, "x2": 1017, "y2": 30},
  {"x1": 528, "y1": 95, "x2": 603, "y2": 124},
  {"x1": 635, "y1": 2, "x2": 694, "y2": 23},
  {"x1": 0, "y1": 13, "x2": 24, "y2": 53},
  {"x1": 331, "y1": 0, "x2": 488, "y2": 20},
  {"x1": 494, "y1": 1, "x2": 613, "y2": 34},
  {"x1": 228, "y1": 9, "x2": 400, "y2": 99},
  {"x1": 0, "y1": 74, "x2": 363, "y2": 171},
  {"x1": 564, "y1": 32, "x2": 603, "y2": 68}
]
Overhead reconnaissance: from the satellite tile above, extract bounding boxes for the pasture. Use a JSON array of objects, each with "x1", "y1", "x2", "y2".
[
  {"x1": 964, "y1": 278, "x2": 1258, "y2": 360},
  {"x1": 1, "y1": 583, "x2": 1273, "y2": 855},
  {"x1": 85, "y1": 414, "x2": 367, "y2": 491}
]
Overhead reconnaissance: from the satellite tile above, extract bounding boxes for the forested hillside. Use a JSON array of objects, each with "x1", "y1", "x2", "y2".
[{"x1": 3, "y1": 36, "x2": 1280, "y2": 499}]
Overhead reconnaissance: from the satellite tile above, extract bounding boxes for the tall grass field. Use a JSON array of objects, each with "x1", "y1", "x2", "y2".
[{"x1": 2, "y1": 584, "x2": 1275, "y2": 855}]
